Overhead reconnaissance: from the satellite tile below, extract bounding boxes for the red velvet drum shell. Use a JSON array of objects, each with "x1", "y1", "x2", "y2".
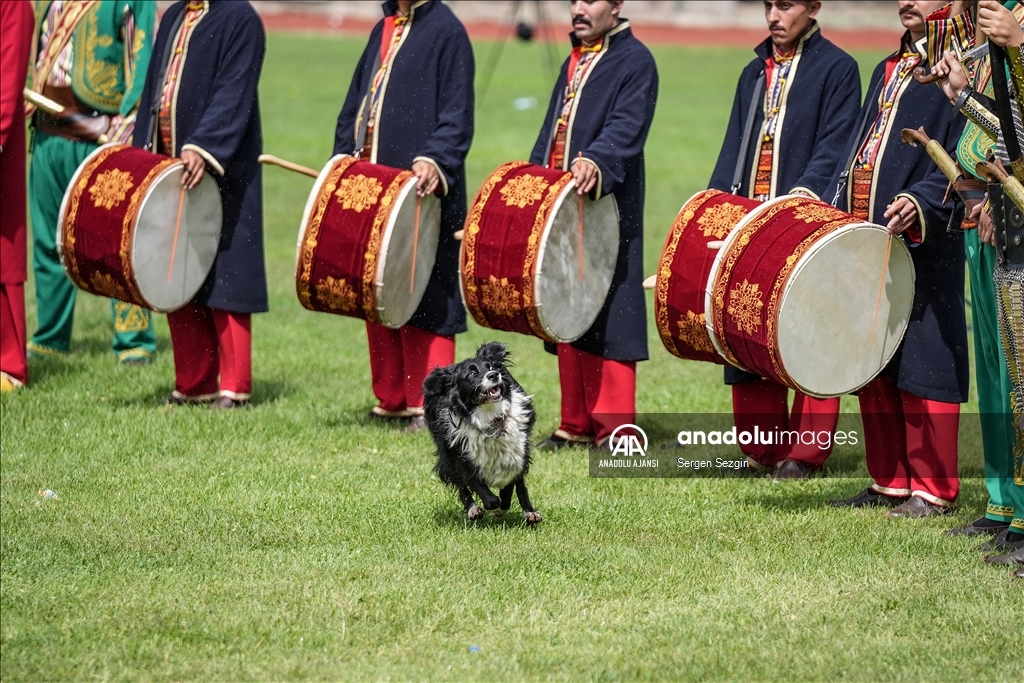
[
  {"x1": 57, "y1": 143, "x2": 222, "y2": 312},
  {"x1": 460, "y1": 161, "x2": 619, "y2": 343},
  {"x1": 654, "y1": 189, "x2": 761, "y2": 363},
  {"x1": 295, "y1": 155, "x2": 440, "y2": 328}
]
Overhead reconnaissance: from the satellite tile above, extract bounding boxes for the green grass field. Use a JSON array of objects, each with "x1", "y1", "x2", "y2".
[{"x1": 2, "y1": 34, "x2": 1022, "y2": 681}]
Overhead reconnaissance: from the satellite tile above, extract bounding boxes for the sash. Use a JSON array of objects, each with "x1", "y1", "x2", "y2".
[{"x1": 31, "y1": 0, "x2": 99, "y2": 96}]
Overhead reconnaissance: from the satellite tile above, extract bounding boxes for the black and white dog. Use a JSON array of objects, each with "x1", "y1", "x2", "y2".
[{"x1": 422, "y1": 342, "x2": 542, "y2": 524}]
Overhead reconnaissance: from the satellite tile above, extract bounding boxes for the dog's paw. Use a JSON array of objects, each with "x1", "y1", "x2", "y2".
[
  {"x1": 467, "y1": 504, "x2": 485, "y2": 521},
  {"x1": 522, "y1": 511, "x2": 543, "y2": 525}
]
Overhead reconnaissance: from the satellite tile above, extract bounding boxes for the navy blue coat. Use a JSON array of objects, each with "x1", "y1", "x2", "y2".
[
  {"x1": 334, "y1": 0, "x2": 473, "y2": 336},
  {"x1": 824, "y1": 37, "x2": 968, "y2": 403},
  {"x1": 710, "y1": 25, "x2": 861, "y2": 200},
  {"x1": 531, "y1": 21, "x2": 658, "y2": 361},
  {"x1": 712, "y1": 25, "x2": 861, "y2": 385},
  {"x1": 134, "y1": 0, "x2": 267, "y2": 314}
]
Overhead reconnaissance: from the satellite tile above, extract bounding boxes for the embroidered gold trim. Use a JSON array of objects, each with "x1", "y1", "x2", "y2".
[
  {"x1": 335, "y1": 173, "x2": 384, "y2": 213},
  {"x1": 499, "y1": 174, "x2": 550, "y2": 208},
  {"x1": 89, "y1": 168, "x2": 134, "y2": 209},
  {"x1": 296, "y1": 156, "x2": 359, "y2": 310},
  {"x1": 479, "y1": 275, "x2": 523, "y2": 317},
  {"x1": 677, "y1": 311, "x2": 714, "y2": 353},
  {"x1": 697, "y1": 202, "x2": 747, "y2": 239},
  {"x1": 360, "y1": 171, "x2": 412, "y2": 322},
  {"x1": 315, "y1": 275, "x2": 358, "y2": 314},
  {"x1": 63, "y1": 144, "x2": 124, "y2": 287},
  {"x1": 114, "y1": 301, "x2": 151, "y2": 332},
  {"x1": 727, "y1": 279, "x2": 764, "y2": 335},
  {"x1": 90, "y1": 272, "x2": 129, "y2": 301},
  {"x1": 792, "y1": 202, "x2": 847, "y2": 224}
]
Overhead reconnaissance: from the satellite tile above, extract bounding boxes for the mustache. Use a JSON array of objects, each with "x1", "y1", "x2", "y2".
[{"x1": 572, "y1": 14, "x2": 592, "y2": 26}]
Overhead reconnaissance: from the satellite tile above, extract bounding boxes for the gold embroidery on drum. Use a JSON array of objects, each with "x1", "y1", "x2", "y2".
[
  {"x1": 677, "y1": 311, "x2": 714, "y2": 353},
  {"x1": 697, "y1": 202, "x2": 747, "y2": 239},
  {"x1": 480, "y1": 275, "x2": 523, "y2": 317},
  {"x1": 90, "y1": 272, "x2": 129, "y2": 302},
  {"x1": 335, "y1": 174, "x2": 384, "y2": 212},
  {"x1": 315, "y1": 276, "x2": 358, "y2": 313},
  {"x1": 793, "y1": 202, "x2": 847, "y2": 224},
  {"x1": 499, "y1": 174, "x2": 550, "y2": 208},
  {"x1": 62, "y1": 144, "x2": 124, "y2": 288},
  {"x1": 89, "y1": 168, "x2": 134, "y2": 210},
  {"x1": 114, "y1": 301, "x2": 151, "y2": 332},
  {"x1": 727, "y1": 280, "x2": 764, "y2": 335},
  {"x1": 361, "y1": 172, "x2": 412, "y2": 322},
  {"x1": 297, "y1": 157, "x2": 357, "y2": 311}
]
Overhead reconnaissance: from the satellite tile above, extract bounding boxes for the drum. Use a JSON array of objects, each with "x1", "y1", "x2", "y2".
[
  {"x1": 654, "y1": 189, "x2": 761, "y2": 364},
  {"x1": 460, "y1": 161, "x2": 619, "y2": 343},
  {"x1": 295, "y1": 154, "x2": 441, "y2": 328},
  {"x1": 704, "y1": 194, "x2": 916, "y2": 398},
  {"x1": 57, "y1": 143, "x2": 222, "y2": 312}
]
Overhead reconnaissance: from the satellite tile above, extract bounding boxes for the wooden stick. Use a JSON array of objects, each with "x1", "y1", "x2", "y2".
[
  {"x1": 258, "y1": 154, "x2": 319, "y2": 178},
  {"x1": 454, "y1": 229, "x2": 464, "y2": 241},
  {"x1": 707, "y1": 241, "x2": 725, "y2": 250},
  {"x1": 168, "y1": 187, "x2": 186, "y2": 282},
  {"x1": 642, "y1": 275, "x2": 656, "y2": 290},
  {"x1": 410, "y1": 196, "x2": 421, "y2": 294},
  {"x1": 869, "y1": 236, "x2": 893, "y2": 348},
  {"x1": 23, "y1": 88, "x2": 64, "y2": 115}
]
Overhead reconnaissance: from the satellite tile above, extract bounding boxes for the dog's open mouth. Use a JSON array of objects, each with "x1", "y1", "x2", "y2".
[{"x1": 478, "y1": 386, "x2": 502, "y2": 403}]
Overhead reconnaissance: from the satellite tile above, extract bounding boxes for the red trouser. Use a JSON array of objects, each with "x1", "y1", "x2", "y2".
[
  {"x1": 0, "y1": 283, "x2": 27, "y2": 385},
  {"x1": 858, "y1": 377, "x2": 960, "y2": 506},
  {"x1": 167, "y1": 302, "x2": 252, "y2": 400},
  {"x1": 557, "y1": 344, "x2": 636, "y2": 444},
  {"x1": 366, "y1": 321, "x2": 454, "y2": 412},
  {"x1": 731, "y1": 380, "x2": 840, "y2": 468}
]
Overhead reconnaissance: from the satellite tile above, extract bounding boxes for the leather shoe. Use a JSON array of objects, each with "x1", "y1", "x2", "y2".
[
  {"x1": 976, "y1": 529, "x2": 1019, "y2": 552},
  {"x1": 536, "y1": 429, "x2": 593, "y2": 451},
  {"x1": 944, "y1": 517, "x2": 1009, "y2": 538},
  {"x1": 164, "y1": 391, "x2": 216, "y2": 406},
  {"x1": 366, "y1": 406, "x2": 414, "y2": 422},
  {"x1": 885, "y1": 496, "x2": 952, "y2": 519},
  {"x1": 405, "y1": 415, "x2": 428, "y2": 433},
  {"x1": 1016, "y1": 567, "x2": 1024, "y2": 579},
  {"x1": 829, "y1": 487, "x2": 908, "y2": 508},
  {"x1": 984, "y1": 545, "x2": 1024, "y2": 566},
  {"x1": 772, "y1": 459, "x2": 819, "y2": 482},
  {"x1": 211, "y1": 395, "x2": 249, "y2": 410}
]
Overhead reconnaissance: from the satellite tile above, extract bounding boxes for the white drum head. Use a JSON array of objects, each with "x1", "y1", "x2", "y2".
[
  {"x1": 534, "y1": 183, "x2": 619, "y2": 342},
  {"x1": 777, "y1": 224, "x2": 915, "y2": 397},
  {"x1": 376, "y1": 178, "x2": 441, "y2": 328},
  {"x1": 132, "y1": 166, "x2": 222, "y2": 312}
]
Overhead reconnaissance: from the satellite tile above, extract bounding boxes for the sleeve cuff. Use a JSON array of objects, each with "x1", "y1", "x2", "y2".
[
  {"x1": 412, "y1": 156, "x2": 449, "y2": 197},
  {"x1": 572, "y1": 156, "x2": 604, "y2": 200},
  {"x1": 181, "y1": 143, "x2": 225, "y2": 177},
  {"x1": 788, "y1": 186, "x2": 820, "y2": 200},
  {"x1": 895, "y1": 192, "x2": 926, "y2": 244}
]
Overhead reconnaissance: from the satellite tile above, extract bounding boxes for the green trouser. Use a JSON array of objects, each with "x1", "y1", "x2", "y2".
[
  {"x1": 28, "y1": 131, "x2": 155, "y2": 362},
  {"x1": 966, "y1": 228, "x2": 1018, "y2": 524}
]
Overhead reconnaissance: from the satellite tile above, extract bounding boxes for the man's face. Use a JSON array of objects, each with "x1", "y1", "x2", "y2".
[
  {"x1": 898, "y1": 0, "x2": 946, "y2": 37},
  {"x1": 764, "y1": 1, "x2": 820, "y2": 49},
  {"x1": 569, "y1": 0, "x2": 623, "y2": 44}
]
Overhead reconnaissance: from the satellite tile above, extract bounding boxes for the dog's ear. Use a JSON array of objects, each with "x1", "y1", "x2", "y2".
[
  {"x1": 422, "y1": 364, "x2": 456, "y2": 402},
  {"x1": 476, "y1": 341, "x2": 510, "y2": 368}
]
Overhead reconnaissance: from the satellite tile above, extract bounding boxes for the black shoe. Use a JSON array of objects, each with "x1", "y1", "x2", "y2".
[
  {"x1": 829, "y1": 487, "x2": 909, "y2": 508},
  {"x1": 211, "y1": 396, "x2": 250, "y2": 410},
  {"x1": 1015, "y1": 567, "x2": 1024, "y2": 578},
  {"x1": 405, "y1": 415, "x2": 428, "y2": 433},
  {"x1": 536, "y1": 430, "x2": 593, "y2": 451},
  {"x1": 885, "y1": 496, "x2": 953, "y2": 519},
  {"x1": 944, "y1": 517, "x2": 1010, "y2": 538},
  {"x1": 977, "y1": 529, "x2": 1016, "y2": 552},
  {"x1": 164, "y1": 391, "x2": 217, "y2": 406},
  {"x1": 984, "y1": 545, "x2": 1024, "y2": 566},
  {"x1": 366, "y1": 406, "x2": 415, "y2": 422},
  {"x1": 772, "y1": 459, "x2": 820, "y2": 482}
]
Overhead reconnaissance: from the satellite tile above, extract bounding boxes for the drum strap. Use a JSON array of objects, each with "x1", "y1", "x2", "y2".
[
  {"x1": 832, "y1": 77, "x2": 884, "y2": 207},
  {"x1": 731, "y1": 72, "x2": 765, "y2": 195},
  {"x1": 143, "y1": 8, "x2": 186, "y2": 152}
]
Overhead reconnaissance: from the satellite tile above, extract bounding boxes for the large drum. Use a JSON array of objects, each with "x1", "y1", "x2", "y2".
[
  {"x1": 655, "y1": 189, "x2": 761, "y2": 364},
  {"x1": 57, "y1": 143, "x2": 222, "y2": 312},
  {"x1": 460, "y1": 161, "x2": 619, "y2": 343},
  {"x1": 704, "y1": 194, "x2": 915, "y2": 398},
  {"x1": 295, "y1": 155, "x2": 440, "y2": 328}
]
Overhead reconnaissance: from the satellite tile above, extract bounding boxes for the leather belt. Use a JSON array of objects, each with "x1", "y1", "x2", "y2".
[
  {"x1": 989, "y1": 182, "x2": 1024, "y2": 268},
  {"x1": 33, "y1": 85, "x2": 110, "y2": 143}
]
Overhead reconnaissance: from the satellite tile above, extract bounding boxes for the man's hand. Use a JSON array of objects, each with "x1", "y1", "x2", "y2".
[
  {"x1": 180, "y1": 149, "x2": 206, "y2": 190},
  {"x1": 884, "y1": 196, "x2": 920, "y2": 236},
  {"x1": 931, "y1": 51, "x2": 970, "y2": 102},
  {"x1": 571, "y1": 157, "x2": 599, "y2": 196},
  {"x1": 979, "y1": 0, "x2": 1024, "y2": 47},
  {"x1": 975, "y1": 200, "x2": 997, "y2": 246},
  {"x1": 411, "y1": 160, "x2": 439, "y2": 197}
]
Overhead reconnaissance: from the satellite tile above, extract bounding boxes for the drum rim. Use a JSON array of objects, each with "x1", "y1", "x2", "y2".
[
  {"x1": 56, "y1": 142, "x2": 122, "y2": 273},
  {"x1": 777, "y1": 222, "x2": 916, "y2": 398},
  {"x1": 374, "y1": 175, "x2": 435, "y2": 328},
  {"x1": 704, "y1": 194, "x2": 800, "y2": 372}
]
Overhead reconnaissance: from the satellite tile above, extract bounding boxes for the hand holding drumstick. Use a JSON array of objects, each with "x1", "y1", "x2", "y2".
[{"x1": 180, "y1": 149, "x2": 206, "y2": 190}]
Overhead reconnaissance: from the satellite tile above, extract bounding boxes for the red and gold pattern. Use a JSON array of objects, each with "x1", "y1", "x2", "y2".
[
  {"x1": 461, "y1": 162, "x2": 574, "y2": 342},
  {"x1": 654, "y1": 190, "x2": 761, "y2": 364},
  {"x1": 296, "y1": 157, "x2": 413, "y2": 322},
  {"x1": 62, "y1": 144, "x2": 177, "y2": 308},
  {"x1": 709, "y1": 196, "x2": 859, "y2": 387}
]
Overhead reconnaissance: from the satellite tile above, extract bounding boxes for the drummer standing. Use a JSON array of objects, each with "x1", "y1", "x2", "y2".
[
  {"x1": 708, "y1": 0, "x2": 862, "y2": 478},
  {"x1": 334, "y1": 0, "x2": 474, "y2": 430},
  {"x1": 532, "y1": 0, "x2": 658, "y2": 450},
  {"x1": 826, "y1": 0, "x2": 968, "y2": 517},
  {"x1": 132, "y1": 0, "x2": 268, "y2": 408},
  {"x1": 0, "y1": 0, "x2": 34, "y2": 392},
  {"x1": 27, "y1": 0, "x2": 158, "y2": 364}
]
